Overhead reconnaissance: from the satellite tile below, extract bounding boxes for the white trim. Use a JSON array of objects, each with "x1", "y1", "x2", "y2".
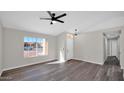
[
  {"x1": 121, "y1": 66, "x2": 123, "y2": 69},
  {"x1": 73, "y1": 58, "x2": 103, "y2": 65},
  {"x1": 122, "y1": 69, "x2": 124, "y2": 80},
  {"x1": 120, "y1": 64, "x2": 124, "y2": 69},
  {"x1": 3, "y1": 59, "x2": 57, "y2": 71}
]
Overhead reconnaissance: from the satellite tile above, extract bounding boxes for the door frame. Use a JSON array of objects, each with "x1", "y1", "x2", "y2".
[
  {"x1": 103, "y1": 30, "x2": 121, "y2": 61},
  {"x1": 65, "y1": 33, "x2": 74, "y2": 61}
]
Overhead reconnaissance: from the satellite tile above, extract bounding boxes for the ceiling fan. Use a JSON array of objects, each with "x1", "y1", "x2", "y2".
[{"x1": 40, "y1": 11, "x2": 67, "y2": 25}]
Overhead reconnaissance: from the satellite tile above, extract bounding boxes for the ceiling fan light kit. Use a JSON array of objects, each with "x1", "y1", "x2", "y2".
[
  {"x1": 40, "y1": 11, "x2": 67, "y2": 25},
  {"x1": 74, "y1": 29, "x2": 78, "y2": 37}
]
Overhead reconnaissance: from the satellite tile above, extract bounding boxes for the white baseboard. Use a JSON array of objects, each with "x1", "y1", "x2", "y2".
[
  {"x1": 121, "y1": 65, "x2": 124, "y2": 69},
  {"x1": 73, "y1": 58, "x2": 103, "y2": 65},
  {"x1": 3, "y1": 59, "x2": 57, "y2": 72}
]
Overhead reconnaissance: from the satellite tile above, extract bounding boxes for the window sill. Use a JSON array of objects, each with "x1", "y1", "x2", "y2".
[{"x1": 24, "y1": 55, "x2": 48, "y2": 58}]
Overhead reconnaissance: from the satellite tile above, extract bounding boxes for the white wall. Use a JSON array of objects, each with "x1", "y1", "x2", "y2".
[
  {"x1": 74, "y1": 26, "x2": 124, "y2": 68},
  {"x1": 120, "y1": 27, "x2": 124, "y2": 69},
  {"x1": 0, "y1": 23, "x2": 3, "y2": 75},
  {"x1": 2, "y1": 26, "x2": 124, "y2": 71},
  {"x1": 3, "y1": 28, "x2": 57, "y2": 70},
  {"x1": 74, "y1": 31, "x2": 104, "y2": 65}
]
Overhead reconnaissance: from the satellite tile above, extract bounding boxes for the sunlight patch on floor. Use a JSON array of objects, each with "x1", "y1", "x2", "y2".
[{"x1": 46, "y1": 61, "x2": 66, "y2": 64}]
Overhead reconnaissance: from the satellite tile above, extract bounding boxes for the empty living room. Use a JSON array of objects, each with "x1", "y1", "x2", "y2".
[
  {"x1": 0, "y1": 11, "x2": 124, "y2": 81},
  {"x1": 1, "y1": 0, "x2": 124, "y2": 93}
]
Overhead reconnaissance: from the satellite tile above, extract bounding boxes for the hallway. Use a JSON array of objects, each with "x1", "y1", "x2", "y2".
[{"x1": 104, "y1": 56, "x2": 120, "y2": 66}]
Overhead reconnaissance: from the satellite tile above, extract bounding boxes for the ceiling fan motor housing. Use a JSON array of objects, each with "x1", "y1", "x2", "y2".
[{"x1": 40, "y1": 11, "x2": 66, "y2": 24}]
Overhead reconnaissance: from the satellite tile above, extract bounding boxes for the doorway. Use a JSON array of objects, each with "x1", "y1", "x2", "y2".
[{"x1": 103, "y1": 31, "x2": 121, "y2": 65}]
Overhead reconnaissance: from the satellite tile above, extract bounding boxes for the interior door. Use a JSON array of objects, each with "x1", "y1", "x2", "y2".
[
  {"x1": 107, "y1": 38, "x2": 120, "y2": 60},
  {"x1": 58, "y1": 35, "x2": 66, "y2": 62},
  {"x1": 111, "y1": 39, "x2": 118, "y2": 56},
  {"x1": 66, "y1": 35, "x2": 73, "y2": 60}
]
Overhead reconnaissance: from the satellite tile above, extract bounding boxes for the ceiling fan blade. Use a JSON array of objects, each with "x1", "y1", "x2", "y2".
[
  {"x1": 40, "y1": 18, "x2": 51, "y2": 20},
  {"x1": 55, "y1": 20, "x2": 64, "y2": 23},
  {"x1": 47, "y1": 11, "x2": 53, "y2": 17},
  {"x1": 55, "y1": 13, "x2": 67, "y2": 19}
]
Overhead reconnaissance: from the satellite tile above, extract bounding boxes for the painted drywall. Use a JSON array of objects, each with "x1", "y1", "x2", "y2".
[
  {"x1": 0, "y1": 23, "x2": 3, "y2": 75},
  {"x1": 0, "y1": 11, "x2": 124, "y2": 36},
  {"x1": 74, "y1": 31, "x2": 104, "y2": 65},
  {"x1": 74, "y1": 26, "x2": 124, "y2": 68},
  {"x1": 3, "y1": 28, "x2": 57, "y2": 70},
  {"x1": 120, "y1": 27, "x2": 124, "y2": 69},
  {"x1": 2, "y1": 26, "x2": 124, "y2": 71}
]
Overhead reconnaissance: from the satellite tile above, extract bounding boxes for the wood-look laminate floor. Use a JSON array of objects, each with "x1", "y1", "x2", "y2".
[
  {"x1": 0, "y1": 60, "x2": 123, "y2": 81},
  {"x1": 104, "y1": 56, "x2": 120, "y2": 66}
]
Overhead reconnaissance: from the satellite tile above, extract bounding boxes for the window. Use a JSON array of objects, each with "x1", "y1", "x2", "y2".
[{"x1": 24, "y1": 37, "x2": 48, "y2": 58}]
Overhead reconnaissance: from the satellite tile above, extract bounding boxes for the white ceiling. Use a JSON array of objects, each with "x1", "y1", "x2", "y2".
[{"x1": 0, "y1": 11, "x2": 124, "y2": 36}]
